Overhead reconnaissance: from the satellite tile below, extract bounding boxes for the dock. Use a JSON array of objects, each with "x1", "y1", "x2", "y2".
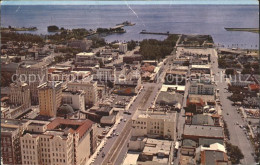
[{"x1": 140, "y1": 31, "x2": 180, "y2": 36}]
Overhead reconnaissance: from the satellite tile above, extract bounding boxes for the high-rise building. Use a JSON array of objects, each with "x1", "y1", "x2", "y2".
[
  {"x1": 9, "y1": 82, "x2": 31, "y2": 108},
  {"x1": 38, "y1": 81, "x2": 62, "y2": 117},
  {"x1": 119, "y1": 43, "x2": 128, "y2": 53},
  {"x1": 20, "y1": 119, "x2": 97, "y2": 165},
  {"x1": 67, "y1": 81, "x2": 98, "y2": 106},
  {"x1": 1, "y1": 119, "x2": 30, "y2": 165},
  {"x1": 16, "y1": 62, "x2": 48, "y2": 104}
]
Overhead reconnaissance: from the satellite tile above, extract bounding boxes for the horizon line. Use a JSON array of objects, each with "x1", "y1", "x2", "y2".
[{"x1": 1, "y1": 0, "x2": 259, "y2": 6}]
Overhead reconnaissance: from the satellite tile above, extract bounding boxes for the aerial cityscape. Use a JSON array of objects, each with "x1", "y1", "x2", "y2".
[{"x1": 0, "y1": 1, "x2": 259, "y2": 165}]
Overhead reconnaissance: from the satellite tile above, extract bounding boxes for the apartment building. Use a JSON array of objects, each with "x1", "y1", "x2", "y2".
[
  {"x1": 16, "y1": 62, "x2": 48, "y2": 104},
  {"x1": 75, "y1": 52, "x2": 98, "y2": 66},
  {"x1": 119, "y1": 43, "x2": 128, "y2": 53},
  {"x1": 62, "y1": 89, "x2": 85, "y2": 111},
  {"x1": 1, "y1": 119, "x2": 30, "y2": 165},
  {"x1": 9, "y1": 82, "x2": 31, "y2": 107},
  {"x1": 132, "y1": 112, "x2": 177, "y2": 140},
  {"x1": 20, "y1": 119, "x2": 97, "y2": 165},
  {"x1": 20, "y1": 121, "x2": 74, "y2": 165},
  {"x1": 93, "y1": 67, "x2": 116, "y2": 83},
  {"x1": 38, "y1": 81, "x2": 62, "y2": 117},
  {"x1": 67, "y1": 81, "x2": 98, "y2": 106},
  {"x1": 189, "y1": 78, "x2": 215, "y2": 95}
]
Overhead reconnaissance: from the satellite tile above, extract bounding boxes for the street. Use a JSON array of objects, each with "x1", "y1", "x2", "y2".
[{"x1": 211, "y1": 48, "x2": 256, "y2": 165}]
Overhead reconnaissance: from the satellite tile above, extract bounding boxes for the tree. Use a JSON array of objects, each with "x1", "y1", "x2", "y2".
[
  {"x1": 226, "y1": 142, "x2": 244, "y2": 164},
  {"x1": 1, "y1": 72, "x2": 13, "y2": 87},
  {"x1": 225, "y1": 68, "x2": 235, "y2": 75},
  {"x1": 127, "y1": 40, "x2": 137, "y2": 51},
  {"x1": 48, "y1": 25, "x2": 59, "y2": 32}
]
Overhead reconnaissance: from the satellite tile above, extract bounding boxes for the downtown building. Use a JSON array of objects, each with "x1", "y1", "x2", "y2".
[
  {"x1": 16, "y1": 62, "x2": 48, "y2": 104},
  {"x1": 38, "y1": 81, "x2": 62, "y2": 117},
  {"x1": 189, "y1": 78, "x2": 215, "y2": 95},
  {"x1": 132, "y1": 112, "x2": 177, "y2": 140},
  {"x1": 20, "y1": 119, "x2": 97, "y2": 165},
  {"x1": 1, "y1": 119, "x2": 30, "y2": 165},
  {"x1": 1, "y1": 82, "x2": 31, "y2": 119},
  {"x1": 67, "y1": 80, "x2": 98, "y2": 106}
]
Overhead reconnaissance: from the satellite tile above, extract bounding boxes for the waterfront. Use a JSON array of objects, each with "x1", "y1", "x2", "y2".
[{"x1": 1, "y1": 5, "x2": 259, "y2": 49}]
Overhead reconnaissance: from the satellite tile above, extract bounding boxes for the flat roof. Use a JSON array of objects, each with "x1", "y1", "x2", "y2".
[
  {"x1": 161, "y1": 85, "x2": 186, "y2": 92},
  {"x1": 191, "y1": 65, "x2": 211, "y2": 69},
  {"x1": 183, "y1": 125, "x2": 224, "y2": 139},
  {"x1": 123, "y1": 152, "x2": 140, "y2": 165},
  {"x1": 76, "y1": 52, "x2": 95, "y2": 56}
]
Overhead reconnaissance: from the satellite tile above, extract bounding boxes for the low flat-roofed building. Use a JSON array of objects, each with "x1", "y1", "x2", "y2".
[
  {"x1": 164, "y1": 70, "x2": 187, "y2": 85},
  {"x1": 198, "y1": 150, "x2": 229, "y2": 165},
  {"x1": 155, "y1": 91, "x2": 183, "y2": 110},
  {"x1": 129, "y1": 138, "x2": 173, "y2": 165},
  {"x1": 160, "y1": 84, "x2": 186, "y2": 94},
  {"x1": 183, "y1": 125, "x2": 224, "y2": 141},
  {"x1": 190, "y1": 65, "x2": 211, "y2": 75}
]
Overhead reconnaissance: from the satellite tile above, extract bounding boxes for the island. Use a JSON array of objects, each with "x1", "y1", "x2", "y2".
[
  {"x1": 225, "y1": 28, "x2": 259, "y2": 34},
  {"x1": 1, "y1": 26, "x2": 37, "y2": 32}
]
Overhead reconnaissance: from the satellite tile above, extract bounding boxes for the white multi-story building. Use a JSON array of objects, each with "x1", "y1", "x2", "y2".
[
  {"x1": 20, "y1": 122, "x2": 74, "y2": 165},
  {"x1": 20, "y1": 119, "x2": 97, "y2": 165},
  {"x1": 132, "y1": 112, "x2": 177, "y2": 140},
  {"x1": 67, "y1": 81, "x2": 98, "y2": 106},
  {"x1": 119, "y1": 43, "x2": 127, "y2": 53},
  {"x1": 75, "y1": 52, "x2": 98, "y2": 66},
  {"x1": 93, "y1": 67, "x2": 116, "y2": 83},
  {"x1": 189, "y1": 79, "x2": 215, "y2": 95},
  {"x1": 62, "y1": 89, "x2": 85, "y2": 111}
]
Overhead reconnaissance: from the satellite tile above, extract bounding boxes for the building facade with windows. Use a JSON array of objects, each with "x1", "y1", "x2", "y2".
[
  {"x1": 132, "y1": 112, "x2": 177, "y2": 140},
  {"x1": 38, "y1": 81, "x2": 62, "y2": 117},
  {"x1": 67, "y1": 81, "x2": 98, "y2": 106}
]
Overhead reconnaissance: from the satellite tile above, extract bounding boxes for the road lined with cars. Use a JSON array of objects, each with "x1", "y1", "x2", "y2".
[{"x1": 211, "y1": 48, "x2": 255, "y2": 164}]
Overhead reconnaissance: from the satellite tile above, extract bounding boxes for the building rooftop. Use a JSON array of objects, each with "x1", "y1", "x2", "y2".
[
  {"x1": 183, "y1": 125, "x2": 224, "y2": 139},
  {"x1": 191, "y1": 114, "x2": 214, "y2": 126},
  {"x1": 37, "y1": 81, "x2": 62, "y2": 89},
  {"x1": 77, "y1": 52, "x2": 95, "y2": 56},
  {"x1": 160, "y1": 85, "x2": 186, "y2": 92},
  {"x1": 156, "y1": 91, "x2": 183, "y2": 105},
  {"x1": 47, "y1": 118, "x2": 94, "y2": 139},
  {"x1": 191, "y1": 65, "x2": 211, "y2": 69},
  {"x1": 201, "y1": 150, "x2": 228, "y2": 165}
]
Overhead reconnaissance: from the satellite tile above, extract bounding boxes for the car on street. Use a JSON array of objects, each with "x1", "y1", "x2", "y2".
[
  {"x1": 116, "y1": 132, "x2": 119, "y2": 136},
  {"x1": 124, "y1": 119, "x2": 127, "y2": 122},
  {"x1": 102, "y1": 152, "x2": 105, "y2": 158}
]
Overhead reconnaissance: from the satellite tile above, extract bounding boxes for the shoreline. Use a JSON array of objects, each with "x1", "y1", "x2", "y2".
[{"x1": 225, "y1": 28, "x2": 259, "y2": 34}]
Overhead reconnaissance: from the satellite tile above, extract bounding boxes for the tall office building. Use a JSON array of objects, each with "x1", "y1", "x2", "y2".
[
  {"x1": 16, "y1": 62, "x2": 48, "y2": 104},
  {"x1": 1, "y1": 119, "x2": 30, "y2": 165},
  {"x1": 9, "y1": 82, "x2": 31, "y2": 108},
  {"x1": 38, "y1": 81, "x2": 62, "y2": 117},
  {"x1": 67, "y1": 81, "x2": 98, "y2": 106}
]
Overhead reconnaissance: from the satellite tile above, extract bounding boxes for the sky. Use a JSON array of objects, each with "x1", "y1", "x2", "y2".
[{"x1": 1, "y1": 0, "x2": 259, "y2": 5}]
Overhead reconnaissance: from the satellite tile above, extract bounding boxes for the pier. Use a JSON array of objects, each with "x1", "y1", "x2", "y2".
[{"x1": 140, "y1": 31, "x2": 180, "y2": 36}]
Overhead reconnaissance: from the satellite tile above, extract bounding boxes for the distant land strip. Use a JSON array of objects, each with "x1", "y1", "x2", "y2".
[{"x1": 225, "y1": 28, "x2": 259, "y2": 34}]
